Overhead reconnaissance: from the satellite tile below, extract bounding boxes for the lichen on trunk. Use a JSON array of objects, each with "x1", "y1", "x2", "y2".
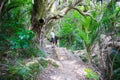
[
  {"x1": 31, "y1": 0, "x2": 48, "y2": 31},
  {"x1": 31, "y1": 0, "x2": 48, "y2": 50}
]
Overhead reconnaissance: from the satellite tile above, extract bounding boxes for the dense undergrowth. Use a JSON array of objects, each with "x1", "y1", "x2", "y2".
[
  {"x1": 54, "y1": 1, "x2": 120, "y2": 79},
  {"x1": 0, "y1": 0, "x2": 120, "y2": 80},
  {"x1": 0, "y1": 0, "x2": 45, "y2": 79}
]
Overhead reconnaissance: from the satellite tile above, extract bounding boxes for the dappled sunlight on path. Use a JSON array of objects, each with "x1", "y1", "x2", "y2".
[{"x1": 38, "y1": 46, "x2": 91, "y2": 80}]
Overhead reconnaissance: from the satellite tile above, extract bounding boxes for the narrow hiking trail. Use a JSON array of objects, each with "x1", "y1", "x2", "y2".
[{"x1": 38, "y1": 46, "x2": 92, "y2": 80}]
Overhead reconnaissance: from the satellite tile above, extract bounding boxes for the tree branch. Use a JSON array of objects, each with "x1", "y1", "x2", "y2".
[
  {"x1": 71, "y1": 7, "x2": 97, "y2": 22},
  {"x1": 47, "y1": 0, "x2": 83, "y2": 22},
  {"x1": 0, "y1": 0, "x2": 6, "y2": 14}
]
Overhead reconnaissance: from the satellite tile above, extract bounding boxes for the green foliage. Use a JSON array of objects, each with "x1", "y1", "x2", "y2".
[
  {"x1": 56, "y1": 6, "x2": 100, "y2": 51},
  {"x1": 84, "y1": 68, "x2": 99, "y2": 80},
  {"x1": 9, "y1": 30, "x2": 34, "y2": 49},
  {"x1": 9, "y1": 65, "x2": 32, "y2": 79},
  {"x1": 56, "y1": 9, "x2": 99, "y2": 63},
  {"x1": 110, "y1": 48, "x2": 120, "y2": 80},
  {"x1": 0, "y1": 0, "x2": 45, "y2": 79},
  {"x1": 1, "y1": 58, "x2": 49, "y2": 80},
  {"x1": 0, "y1": 0, "x2": 120, "y2": 80},
  {"x1": 39, "y1": 58, "x2": 49, "y2": 68},
  {"x1": 56, "y1": 2, "x2": 120, "y2": 80},
  {"x1": 56, "y1": 11, "x2": 84, "y2": 50},
  {"x1": 93, "y1": 2, "x2": 120, "y2": 79},
  {"x1": 0, "y1": 0, "x2": 40, "y2": 57}
]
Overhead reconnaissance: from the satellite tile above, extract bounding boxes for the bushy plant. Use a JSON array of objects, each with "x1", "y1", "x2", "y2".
[
  {"x1": 56, "y1": 11, "x2": 84, "y2": 50},
  {"x1": 0, "y1": 0, "x2": 41, "y2": 57},
  {"x1": 84, "y1": 68, "x2": 99, "y2": 80},
  {"x1": 0, "y1": 0, "x2": 45, "y2": 79},
  {"x1": 0, "y1": 58, "x2": 49, "y2": 80}
]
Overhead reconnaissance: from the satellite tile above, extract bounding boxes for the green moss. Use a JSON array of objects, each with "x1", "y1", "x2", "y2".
[{"x1": 52, "y1": 62, "x2": 59, "y2": 68}]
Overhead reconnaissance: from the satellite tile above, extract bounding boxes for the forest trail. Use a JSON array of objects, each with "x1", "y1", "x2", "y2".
[{"x1": 38, "y1": 46, "x2": 92, "y2": 80}]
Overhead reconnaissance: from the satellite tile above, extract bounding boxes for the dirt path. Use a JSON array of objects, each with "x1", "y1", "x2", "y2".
[{"x1": 38, "y1": 46, "x2": 91, "y2": 80}]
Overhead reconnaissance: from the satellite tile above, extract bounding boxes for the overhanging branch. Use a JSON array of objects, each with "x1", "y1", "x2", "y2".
[
  {"x1": 47, "y1": 0, "x2": 83, "y2": 22},
  {"x1": 72, "y1": 7, "x2": 97, "y2": 22}
]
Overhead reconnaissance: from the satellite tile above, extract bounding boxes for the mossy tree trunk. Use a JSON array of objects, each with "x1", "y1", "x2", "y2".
[
  {"x1": 30, "y1": 0, "x2": 83, "y2": 51},
  {"x1": 30, "y1": 0, "x2": 47, "y2": 50}
]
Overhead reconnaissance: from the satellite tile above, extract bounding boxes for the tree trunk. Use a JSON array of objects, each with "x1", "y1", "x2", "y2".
[
  {"x1": 0, "y1": 0, "x2": 6, "y2": 14},
  {"x1": 30, "y1": 0, "x2": 47, "y2": 51},
  {"x1": 39, "y1": 25, "x2": 46, "y2": 52},
  {"x1": 30, "y1": 0, "x2": 83, "y2": 51}
]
